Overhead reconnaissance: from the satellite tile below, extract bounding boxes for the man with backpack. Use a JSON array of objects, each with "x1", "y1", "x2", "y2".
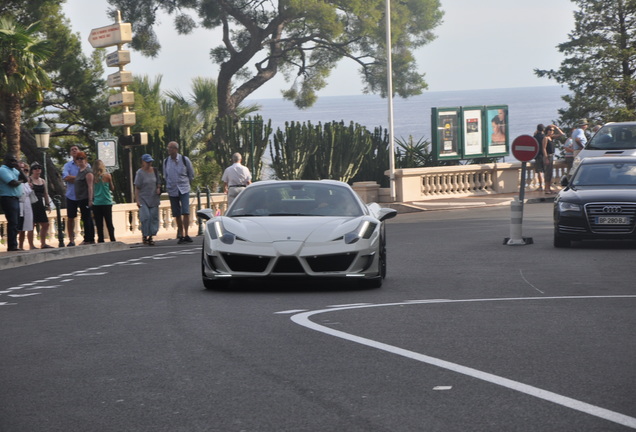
[{"x1": 164, "y1": 141, "x2": 195, "y2": 244}]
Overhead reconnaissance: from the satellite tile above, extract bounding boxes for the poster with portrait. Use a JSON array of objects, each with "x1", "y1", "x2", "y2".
[
  {"x1": 432, "y1": 107, "x2": 461, "y2": 160},
  {"x1": 96, "y1": 138, "x2": 118, "y2": 170},
  {"x1": 485, "y1": 105, "x2": 509, "y2": 157},
  {"x1": 462, "y1": 107, "x2": 484, "y2": 157}
]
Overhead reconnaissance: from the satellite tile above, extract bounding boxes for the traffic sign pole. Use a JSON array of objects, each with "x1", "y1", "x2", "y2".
[{"x1": 505, "y1": 135, "x2": 539, "y2": 246}]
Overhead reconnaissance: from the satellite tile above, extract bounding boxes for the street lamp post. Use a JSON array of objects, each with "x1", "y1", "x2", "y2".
[{"x1": 33, "y1": 118, "x2": 51, "y2": 181}]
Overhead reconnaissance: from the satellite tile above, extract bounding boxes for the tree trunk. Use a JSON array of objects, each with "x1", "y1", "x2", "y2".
[{"x1": 4, "y1": 93, "x2": 22, "y2": 156}]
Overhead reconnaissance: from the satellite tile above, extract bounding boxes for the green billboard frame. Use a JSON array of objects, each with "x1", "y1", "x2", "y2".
[{"x1": 432, "y1": 107, "x2": 461, "y2": 161}]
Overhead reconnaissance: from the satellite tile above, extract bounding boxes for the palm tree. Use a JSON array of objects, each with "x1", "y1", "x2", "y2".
[{"x1": 0, "y1": 16, "x2": 52, "y2": 155}]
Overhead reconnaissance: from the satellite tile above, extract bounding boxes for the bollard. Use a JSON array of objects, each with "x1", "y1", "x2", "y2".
[
  {"x1": 504, "y1": 197, "x2": 533, "y2": 245},
  {"x1": 53, "y1": 195, "x2": 65, "y2": 248}
]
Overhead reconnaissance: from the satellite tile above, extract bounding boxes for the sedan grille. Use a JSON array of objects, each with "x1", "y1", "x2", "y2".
[
  {"x1": 221, "y1": 253, "x2": 270, "y2": 272},
  {"x1": 585, "y1": 202, "x2": 636, "y2": 234},
  {"x1": 305, "y1": 253, "x2": 357, "y2": 272}
]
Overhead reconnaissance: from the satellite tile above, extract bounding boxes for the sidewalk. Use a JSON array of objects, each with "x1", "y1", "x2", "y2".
[{"x1": 0, "y1": 189, "x2": 556, "y2": 270}]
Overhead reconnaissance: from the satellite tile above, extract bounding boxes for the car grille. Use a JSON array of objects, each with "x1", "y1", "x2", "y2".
[
  {"x1": 272, "y1": 257, "x2": 305, "y2": 274},
  {"x1": 585, "y1": 202, "x2": 636, "y2": 234},
  {"x1": 221, "y1": 253, "x2": 270, "y2": 272},
  {"x1": 305, "y1": 253, "x2": 357, "y2": 272}
]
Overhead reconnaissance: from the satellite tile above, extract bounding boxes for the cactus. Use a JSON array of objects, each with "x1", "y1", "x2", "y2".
[
  {"x1": 211, "y1": 115, "x2": 272, "y2": 181},
  {"x1": 270, "y1": 121, "x2": 320, "y2": 180}
]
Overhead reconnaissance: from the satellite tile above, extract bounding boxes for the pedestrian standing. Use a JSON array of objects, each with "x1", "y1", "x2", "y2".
[
  {"x1": 92, "y1": 159, "x2": 116, "y2": 243},
  {"x1": 542, "y1": 125, "x2": 565, "y2": 194},
  {"x1": 163, "y1": 141, "x2": 195, "y2": 244},
  {"x1": 135, "y1": 154, "x2": 162, "y2": 246},
  {"x1": 532, "y1": 124, "x2": 546, "y2": 191},
  {"x1": 74, "y1": 151, "x2": 95, "y2": 245},
  {"x1": 29, "y1": 161, "x2": 53, "y2": 248},
  {"x1": 222, "y1": 152, "x2": 252, "y2": 207},
  {"x1": 17, "y1": 161, "x2": 36, "y2": 250},
  {"x1": 0, "y1": 154, "x2": 25, "y2": 251},
  {"x1": 571, "y1": 119, "x2": 589, "y2": 158},
  {"x1": 62, "y1": 145, "x2": 84, "y2": 246}
]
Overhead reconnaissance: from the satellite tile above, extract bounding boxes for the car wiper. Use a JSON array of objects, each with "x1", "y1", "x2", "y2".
[{"x1": 269, "y1": 213, "x2": 306, "y2": 216}]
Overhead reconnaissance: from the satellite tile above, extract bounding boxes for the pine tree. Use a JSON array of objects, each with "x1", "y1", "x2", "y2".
[{"x1": 535, "y1": 0, "x2": 636, "y2": 125}]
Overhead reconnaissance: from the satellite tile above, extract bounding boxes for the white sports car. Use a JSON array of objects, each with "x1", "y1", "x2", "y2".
[{"x1": 196, "y1": 180, "x2": 397, "y2": 289}]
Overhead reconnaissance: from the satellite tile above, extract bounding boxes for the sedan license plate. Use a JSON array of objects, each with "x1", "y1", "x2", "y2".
[{"x1": 596, "y1": 216, "x2": 628, "y2": 224}]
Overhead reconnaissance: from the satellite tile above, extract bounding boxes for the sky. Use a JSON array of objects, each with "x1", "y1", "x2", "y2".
[{"x1": 63, "y1": 0, "x2": 575, "y2": 100}]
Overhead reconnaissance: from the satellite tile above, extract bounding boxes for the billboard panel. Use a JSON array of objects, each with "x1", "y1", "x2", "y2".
[
  {"x1": 432, "y1": 107, "x2": 461, "y2": 160},
  {"x1": 462, "y1": 106, "x2": 484, "y2": 158},
  {"x1": 485, "y1": 105, "x2": 509, "y2": 157}
]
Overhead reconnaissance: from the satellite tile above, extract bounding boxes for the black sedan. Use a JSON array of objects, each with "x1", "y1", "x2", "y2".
[{"x1": 554, "y1": 156, "x2": 636, "y2": 247}]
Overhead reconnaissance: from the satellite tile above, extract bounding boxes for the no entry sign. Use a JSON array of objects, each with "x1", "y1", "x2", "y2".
[{"x1": 511, "y1": 135, "x2": 540, "y2": 162}]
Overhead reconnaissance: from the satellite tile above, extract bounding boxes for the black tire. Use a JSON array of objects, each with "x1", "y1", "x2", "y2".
[{"x1": 553, "y1": 231, "x2": 571, "y2": 248}]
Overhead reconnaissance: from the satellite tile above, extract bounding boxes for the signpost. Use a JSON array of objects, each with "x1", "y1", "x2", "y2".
[
  {"x1": 89, "y1": 10, "x2": 143, "y2": 201},
  {"x1": 505, "y1": 135, "x2": 539, "y2": 246}
]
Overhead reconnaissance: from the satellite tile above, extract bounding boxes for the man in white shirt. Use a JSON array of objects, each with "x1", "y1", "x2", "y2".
[
  {"x1": 571, "y1": 119, "x2": 589, "y2": 158},
  {"x1": 222, "y1": 153, "x2": 252, "y2": 206}
]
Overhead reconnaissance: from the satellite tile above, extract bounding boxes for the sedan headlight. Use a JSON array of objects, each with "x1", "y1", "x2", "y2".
[
  {"x1": 344, "y1": 220, "x2": 377, "y2": 244},
  {"x1": 558, "y1": 201, "x2": 582, "y2": 214},
  {"x1": 208, "y1": 220, "x2": 236, "y2": 244}
]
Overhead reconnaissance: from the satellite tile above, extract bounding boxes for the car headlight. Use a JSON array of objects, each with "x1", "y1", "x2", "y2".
[
  {"x1": 344, "y1": 220, "x2": 377, "y2": 244},
  {"x1": 208, "y1": 220, "x2": 236, "y2": 244},
  {"x1": 558, "y1": 201, "x2": 582, "y2": 214}
]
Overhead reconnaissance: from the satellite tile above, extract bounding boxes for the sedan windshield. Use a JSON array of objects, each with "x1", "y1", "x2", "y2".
[
  {"x1": 587, "y1": 124, "x2": 636, "y2": 150},
  {"x1": 227, "y1": 183, "x2": 365, "y2": 217},
  {"x1": 571, "y1": 162, "x2": 636, "y2": 186}
]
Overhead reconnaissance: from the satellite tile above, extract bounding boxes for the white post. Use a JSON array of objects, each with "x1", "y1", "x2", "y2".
[{"x1": 385, "y1": 0, "x2": 396, "y2": 202}]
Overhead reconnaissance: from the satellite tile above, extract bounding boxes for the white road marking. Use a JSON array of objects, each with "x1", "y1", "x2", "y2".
[
  {"x1": 433, "y1": 386, "x2": 453, "y2": 391},
  {"x1": 8, "y1": 293, "x2": 41, "y2": 298},
  {"x1": 26, "y1": 286, "x2": 60, "y2": 290},
  {"x1": 275, "y1": 309, "x2": 308, "y2": 314},
  {"x1": 290, "y1": 296, "x2": 636, "y2": 429},
  {"x1": 519, "y1": 269, "x2": 544, "y2": 294}
]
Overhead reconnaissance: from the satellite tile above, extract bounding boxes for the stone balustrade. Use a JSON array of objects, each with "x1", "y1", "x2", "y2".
[
  {"x1": 0, "y1": 193, "x2": 228, "y2": 246},
  {"x1": 1, "y1": 161, "x2": 569, "y2": 247},
  {"x1": 352, "y1": 160, "x2": 569, "y2": 203}
]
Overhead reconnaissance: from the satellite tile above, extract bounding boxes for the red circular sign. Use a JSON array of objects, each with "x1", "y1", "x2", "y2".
[{"x1": 511, "y1": 135, "x2": 539, "y2": 162}]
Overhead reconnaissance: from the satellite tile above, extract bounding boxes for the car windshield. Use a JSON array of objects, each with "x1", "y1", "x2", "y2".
[
  {"x1": 587, "y1": 124, "x2": 636, "y2": 150},
  {"x1": 227, "y1": 183, "x2": 365, "y2": 217},
  {"x1": 571, "y1": 162, "x2": 636, "y2": 186}
]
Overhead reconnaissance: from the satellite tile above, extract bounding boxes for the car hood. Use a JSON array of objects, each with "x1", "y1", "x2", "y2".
[
  {"x1": 213, "y1": 216, "x2": 363, "y2": 243},
  {"x1": 558, "y1": 186, "x2": 636, "y2": 203}
]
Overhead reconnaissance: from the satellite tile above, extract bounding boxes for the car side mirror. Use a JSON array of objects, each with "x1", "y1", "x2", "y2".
[
  {"x1": 197, "y1": 208, "x2": 215, "y2": 221},
  {"x1": 560, "y1": 175, "x2": 569, "y2": 187},
  {"x1": 378, "y1": 208, "x2": 398, "y2": 222}
]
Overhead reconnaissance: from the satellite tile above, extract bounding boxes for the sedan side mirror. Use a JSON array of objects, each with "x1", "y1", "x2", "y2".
[{"x1": 560, "y1": 175, "x2": 569, "y2": 187}]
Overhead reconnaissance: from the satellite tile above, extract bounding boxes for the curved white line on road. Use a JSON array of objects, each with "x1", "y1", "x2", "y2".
[{"x1": 290, "y1": 295, "x2": 636, "y2": 429}]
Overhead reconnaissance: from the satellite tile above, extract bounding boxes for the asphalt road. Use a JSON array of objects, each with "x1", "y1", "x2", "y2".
[{"x1": 1, "y1": 202, "x2": 635, "y2": 432}]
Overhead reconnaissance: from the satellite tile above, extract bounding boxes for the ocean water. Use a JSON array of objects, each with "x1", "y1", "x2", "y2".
[{"x1": 249, "y1": 85, "x2": 569, "y2": 160}]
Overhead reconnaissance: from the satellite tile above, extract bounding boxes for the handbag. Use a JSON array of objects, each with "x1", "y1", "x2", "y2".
[{"x1": 29, "y1": 190, "x2": 38, "y2": 204}]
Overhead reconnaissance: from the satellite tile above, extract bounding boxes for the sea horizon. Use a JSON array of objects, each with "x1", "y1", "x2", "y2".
[{"x1": 248, "y1": 85, "x2": 570, "y2": 146}]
